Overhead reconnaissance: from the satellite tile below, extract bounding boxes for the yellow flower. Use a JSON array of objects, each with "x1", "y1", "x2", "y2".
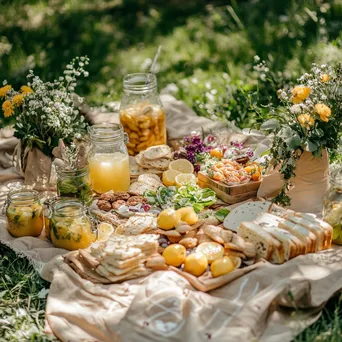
[
  {"x1": 298, "y1": 114, "x2": 315, "y2": 129},
  {"x1": 315, "y1": 103, "x2": 331, "y2": 122},
  {"x1": 0, "y1": 85, "x2": 12, "y2": 98},
  {"x1": 12, "y1": 94, "x2": 24, "y2": 106},
  {"x1": 321, "y1": 74, "x2": 330, "y2": 83},
  {"x1": 20, "y1": 85, "x2": 33, "y2": 94},
  {"x1": 2, "y1": 100, "x2": 14, "y2": 117},
  {"x1": 291, "y1": 86, "x2": 311, "y2": 103}
]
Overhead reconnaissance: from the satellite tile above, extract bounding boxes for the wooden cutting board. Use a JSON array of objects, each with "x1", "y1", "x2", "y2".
[{"x1": 198, "y1": 171, "x2": 261, "y2": 204}]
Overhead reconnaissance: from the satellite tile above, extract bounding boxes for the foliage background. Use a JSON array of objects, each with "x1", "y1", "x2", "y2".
[
  {"x1": 1, "y1": 0, "x2": 342, "y2": 128},
  {"x1": 1, "y1": 0, "x2": 342, "y2": 340}
]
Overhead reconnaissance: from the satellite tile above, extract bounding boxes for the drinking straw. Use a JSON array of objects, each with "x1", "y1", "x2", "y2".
[{"x1": 149, "y1": 45, "x2": 162, "y2": 74}]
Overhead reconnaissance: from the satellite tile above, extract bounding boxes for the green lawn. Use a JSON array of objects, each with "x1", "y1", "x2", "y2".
[{"x1": 1, "y1": 1, "x2": 342, "y2": 340}]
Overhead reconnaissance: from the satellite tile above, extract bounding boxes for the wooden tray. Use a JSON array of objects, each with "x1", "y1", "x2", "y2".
[{"x1": 198, "y1": 171, "x2": 261, "y2": 204}]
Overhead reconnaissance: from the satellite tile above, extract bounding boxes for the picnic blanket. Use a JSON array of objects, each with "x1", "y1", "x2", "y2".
[{"x1": 1, "y1": 95, "x2": 342, "y2": 342}]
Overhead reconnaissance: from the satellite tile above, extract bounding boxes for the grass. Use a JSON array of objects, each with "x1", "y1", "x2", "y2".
[{"x1": 0, "y1": 243, "x2": 341, "y2": 341}]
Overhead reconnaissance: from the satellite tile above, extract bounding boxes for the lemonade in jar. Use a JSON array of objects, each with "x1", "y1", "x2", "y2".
[
  {"x1": 50, "y1": 199, "x2": 96, "y2": 250},
  {"x1": 5, "y1": 189, "x2": 44, "y2": 237},
  {"x1": 88, "y1": 124, "x2": 130, "y2": 194},
  {"x1": 120, "y1": 73, "x2": 166, "y2": 156}
]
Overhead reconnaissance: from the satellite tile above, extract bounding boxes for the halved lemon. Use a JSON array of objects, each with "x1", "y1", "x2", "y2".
[
  {"x1": 97, "y1": 222, "x2": 114, "y2": 241},
  {"x1": 168, "y1": 159, "x2": 194, "y2": 174},
  {"x1": 175, "y1": 173, "x2": 197, "y2": 187},
  {"x1": 196, "y1": 242, "x2": 224, "y2": 264},
  {"x1": 162, "y1": 169, "x2": 181, "y2": 186}
]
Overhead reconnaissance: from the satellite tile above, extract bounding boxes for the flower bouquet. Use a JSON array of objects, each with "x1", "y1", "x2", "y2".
[
  {"x1": 259, "y1": 64, "x2": 342, "y2": 212},
  {"x1": 0, "y1": 57, "x2": 89, "y2": 187}
]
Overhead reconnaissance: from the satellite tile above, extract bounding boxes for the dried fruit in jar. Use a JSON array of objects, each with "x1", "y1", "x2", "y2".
[{"x1": 120, "y1": 103, "x2": 166, "y2": 156}]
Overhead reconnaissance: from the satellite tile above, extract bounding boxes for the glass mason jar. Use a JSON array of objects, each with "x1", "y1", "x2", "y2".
[
  {"x1": 87, "y1": 123, "x2": 130, "y2": 194},
  {"x1": 50, "y1": 198, "x2": 96, "y2": 250},
  {"x1": 5, "y1": 189, "x2": 44, "y2": 237},
  {"x1": 323, "y1": 168, "x2": 342, "y2": 244},
  {"x1": 119, "y1": 73, "x2": 167, "y2": 156},
  {"x1": 56, "y1": 167, "x2": 92, "y2": 204}
]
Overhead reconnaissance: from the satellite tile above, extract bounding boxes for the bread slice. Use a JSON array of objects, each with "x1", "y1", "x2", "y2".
[
  {"x1": 268, "y1": 203, "x2": 295, "y2": 218},
  {"x1": 278, "y1": 220, "x2": 316, "y2": 253},
  {"x1": 260, "y1": 225, "x2": 296, "y2": 261},
  {"x1": 143, "y1": 145, "x2": 171, "y2": 161},
  {"x1": 295, "y1": 213, "x2": 333, "y2": 249},
  {"x1": 238, "y1": 222, "x2": 275, "y2": 261},
  {"x1": 286, "y1": 215, "x2": 325, "y2": 251}
]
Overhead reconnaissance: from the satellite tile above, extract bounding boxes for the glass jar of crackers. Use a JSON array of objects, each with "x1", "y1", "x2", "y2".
[{"x1": 119, "y1": 73, "x2": 166, "y2": 156}]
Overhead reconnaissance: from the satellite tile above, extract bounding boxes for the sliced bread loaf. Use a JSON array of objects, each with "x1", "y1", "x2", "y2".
[
  {"x1": 238, "y1": 222, "x2": 275, "y2": 261},
  {"x1": 286, "y1": 215, "x2": 325, "y2": 251},
  {"x1": 295, "y1": 213, "x2": 333, "y2": 249},
  {"x1": 260, "y1": 226, "x2": 297, "y2": 261},
  {"x1": 278, "y1": 220, "x2": 316, "y2": 253},
  {"x1": 268, "y1": 203, "x2": 295, "y2": 217}
]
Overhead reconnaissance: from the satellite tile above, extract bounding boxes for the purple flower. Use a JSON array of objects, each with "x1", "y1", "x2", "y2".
[
  {"x1": 230, "y1": 141, "x2": 244, "y2": 150},
  {"x1": 246, "y1": 148, "x2": 254, "y2": 157}
]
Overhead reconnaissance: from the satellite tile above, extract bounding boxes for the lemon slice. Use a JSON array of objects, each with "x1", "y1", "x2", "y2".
[
  {"x1": 175, "y1": 173, "x2": 197, "y2": 187},
  {"x1": 168, "y1": 159, "x2": 194, "y2": 174},
  {"x1": 162, "y1": 169, "x2": 181, "y2": 186},
  {"x1": 97, "y1": 222, "x2": 114, "y2": 241},
  {"x1": 196, "y1": 242, "x2": 224, "y2": 264}
]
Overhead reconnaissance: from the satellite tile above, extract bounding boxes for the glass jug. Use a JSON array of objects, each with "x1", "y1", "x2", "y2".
[
  {"x1": 87, "y1": 123, "x2": 130, "y2": 194},
  {"x1": 119, "y1": 73, "x2": 166, "y2": 156}
]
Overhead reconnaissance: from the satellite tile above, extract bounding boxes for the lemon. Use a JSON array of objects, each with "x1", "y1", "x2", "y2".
[
  {"x1": 176, "y1": 207, "x2": 199, "y2": 225},
  {"x1": 162, "y1": 169, "x2": 181, "y2": 186},
  {"x1": 163, "y1": 244, "x2": 187, "y2": 267},
  {"x1": 184, "y1": 253, "x2": 208, "y2": 276},
  {"x1": 210, "y1": 256, "x2": 235, "y2": 277},
  {"x1": 97, "y1": 222, "x2": 114, "y2": 241},
  {"x1": 157, "y1": 208, "x2": 181, "y2": 230},
  {"x1": 196, "y1": 242, "x2": 224, "y2": 264},
  {"x1": 168, "y1": 159, "x2": 194, "y2": 174},
  {"x1": 175, "y1": 173, "x2": 197, "y2": 187}
]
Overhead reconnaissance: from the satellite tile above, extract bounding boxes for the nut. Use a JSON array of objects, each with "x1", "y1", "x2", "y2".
[
  {"x1": 127, "y1": 196, "x2": 146, "y2": 206},
  {"x1": 112, "y1": 200, "x2": 126, "y2": 210},
  {"x1": 97, "y1": 200, "x2": 112, "y2": 212},
  {"x1": 114, "y1": 192, "x2": 130, "y2": 201}
]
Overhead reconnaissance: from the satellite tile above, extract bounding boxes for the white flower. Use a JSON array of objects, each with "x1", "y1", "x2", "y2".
[
  {"x1": 254, "y1": 55, "x2": 260, "y2": 62},
  {"x1": 290, "y1": 104, "x2": 302, "y2": 114},
  {"x1": 2, "y1": 80, "x2": 7, "y2": 85},
  {"x1": 84, "y1": 71, "x2": 89, "y2": 77}
]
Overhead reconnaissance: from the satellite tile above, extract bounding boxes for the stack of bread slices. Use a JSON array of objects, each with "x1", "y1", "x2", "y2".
[{"x1": 237, "y1": 204, "x2": 333, "y2": 264}]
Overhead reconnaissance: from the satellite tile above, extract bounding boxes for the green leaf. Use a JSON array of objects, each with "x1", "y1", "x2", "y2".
[
  {"x1": 286, "y1": 135, "x2": 302, "y2": 149},
  {"x1": 260, "y1": 119, "x2": 279, "y2": 131},
  {"x1": 261, "y1": 149, "x2": 270, "y2": 156},
  {"x1": 215, "y1": 208, "x2": 230, "y2": 222},
  {"x1": 307, "y1": 140, "x2": 318, "y2": 152}
]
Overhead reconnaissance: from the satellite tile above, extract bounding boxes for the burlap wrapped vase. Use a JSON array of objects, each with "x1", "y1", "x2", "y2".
[
  {"x1": 13, "y1": 141, "x2": 53, "y2": 190},
  {"x1": 258, "y1": 150, "x2": 329, "y2": 215}
]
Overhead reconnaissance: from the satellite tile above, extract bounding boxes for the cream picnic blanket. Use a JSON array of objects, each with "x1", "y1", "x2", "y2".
[{"x1": 1, "y1": 96, "x2": 342, "y2": 342}]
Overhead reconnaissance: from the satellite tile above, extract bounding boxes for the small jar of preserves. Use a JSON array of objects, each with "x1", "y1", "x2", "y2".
[
  {"x1": 323, "y1": 168, "x2": 342, "y2": 244},
  {"x1": 50, "y1": 199, "x2": 96, "y2": 250},
  {"x1": 119, "y1": 73, "x2": 166, "y2": 156},
  {"x1": 5, "y1": 189, "x2": 44, "y2": 237}
]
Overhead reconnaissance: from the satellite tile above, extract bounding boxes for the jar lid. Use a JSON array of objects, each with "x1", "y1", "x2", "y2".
[
  {"x1": 88, "y1": 123, "x2": 124, "y2": 143},
  {"x1": 331, "y1": 167, "x2": 342, "y2": 187}
]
